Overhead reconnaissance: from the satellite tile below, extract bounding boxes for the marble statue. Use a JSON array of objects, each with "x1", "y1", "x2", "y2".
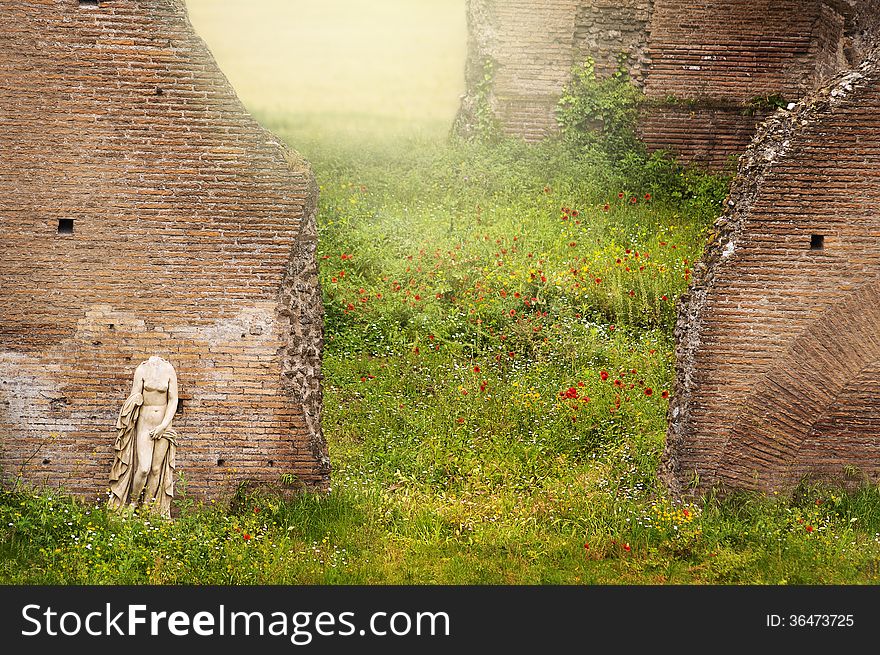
[{"x1": 108, "y1": 355, "x2": 179, "y2": 518}]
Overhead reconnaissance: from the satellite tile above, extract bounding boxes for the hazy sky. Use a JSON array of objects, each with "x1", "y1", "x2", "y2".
[{"x1": 184, "y1": 0, "x2": 467, "y2": 127}]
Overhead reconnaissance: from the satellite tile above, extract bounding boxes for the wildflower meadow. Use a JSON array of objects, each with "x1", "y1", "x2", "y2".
[{"x1": 3, "y1": 0, "x2": 880, "y2": 585}]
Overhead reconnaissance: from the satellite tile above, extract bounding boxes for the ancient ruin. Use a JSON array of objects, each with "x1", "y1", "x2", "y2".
[
  {"x1": 457, "y1": 0, "x2": 878, "y2": 168},
  {"x1": 456, "y1": 0, "x2": 652, "y2": 142},
  {"x1": 0, "y1": 0, "x2": 329, "y2": 505},
  {"x1": 664, "y1": 51, "x2": 880, "y2": 497}
]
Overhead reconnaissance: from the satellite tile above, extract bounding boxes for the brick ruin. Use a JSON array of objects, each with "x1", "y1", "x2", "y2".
[
  {"x1": 456, "y1": 0, "x2": 876, "y2": 169},
  {"x1": 0, "y1": 0, "x2": 329, "y2": 504},
  {"x1": 455, "y1": 0, "x2": 653, "y2": 142},
  {"x1": 664, "y1": 51, "x2": 880, "y2": 496},
  {"x1": 640, "y1": 0, "x2": 856, "y2": 169}
]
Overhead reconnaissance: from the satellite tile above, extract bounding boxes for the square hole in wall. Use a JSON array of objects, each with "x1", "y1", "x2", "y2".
[
  {"x1": 78, "y1": 0, "x2": 100, "y2": 6},
  {"x1": 57, "y1": 219, "x2": 74, "y2": 235},
  {"x1": 810, "y1": 234, "x2": 825, "y2": 250}
]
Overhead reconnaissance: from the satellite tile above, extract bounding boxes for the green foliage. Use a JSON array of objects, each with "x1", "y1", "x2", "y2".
[
  {"x1": 555, "y1": 56, "x2": 643, "y2": 159},
  {"x1": 470, "y1": 58, "x2": 502, "y2": 141},
  {"x1": 743, "y1": 93, "x2": 788, "y2": 116}
]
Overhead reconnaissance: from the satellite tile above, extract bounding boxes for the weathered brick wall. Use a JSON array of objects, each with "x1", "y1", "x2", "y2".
[
  {"x1": 455, "y1": 0, "x2": 652, "y2": 141},
  {"x1": 456, "y1": 0, "x2": 872, "y2": 168},
  {"x1": 663, "y1": 53, "x2": 880, "y2": 496},
  {"x1": 0, "y1": 0, "x2": 329, "y2": 503},
  {"x1": 641, "y1": 0, "x2": 850, "y2": 169}
]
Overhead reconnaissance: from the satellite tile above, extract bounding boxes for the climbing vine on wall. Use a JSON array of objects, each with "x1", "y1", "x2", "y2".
[{"x1": 555, "y1": 55, "x2": 643, "y2": 159}]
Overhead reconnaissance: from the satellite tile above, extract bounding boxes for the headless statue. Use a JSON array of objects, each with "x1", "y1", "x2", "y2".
[{"x1": 108, "y1": 355, "x2": 179, "y2": 518}]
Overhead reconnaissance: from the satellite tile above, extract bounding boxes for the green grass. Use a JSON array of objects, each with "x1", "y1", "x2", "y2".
[{"x1": 3, "y1": 1, "x2": 880, "y2": 585}]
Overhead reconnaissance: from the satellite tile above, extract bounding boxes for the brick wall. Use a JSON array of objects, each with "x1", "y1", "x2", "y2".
[
  {"x1": 641, "y1": 0, "x2": 850, "y2": 169},
  {"x1": 455, "y1": 0, "x2": 652, "y2": 141},
  {"x1": 663, "y1": 54, "x2": 880, "y2": 495},
  {"x1": 0, "y1": 0, "x2": 329, "y2": 504},
  {"x1": 456, "y1": 0, "x2": 868, "y2": 168}
]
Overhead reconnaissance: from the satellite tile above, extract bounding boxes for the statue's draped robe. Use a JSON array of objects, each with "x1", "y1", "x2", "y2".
[{"x1": 108, "y1": 392, "x2": 177, "y2": 518}]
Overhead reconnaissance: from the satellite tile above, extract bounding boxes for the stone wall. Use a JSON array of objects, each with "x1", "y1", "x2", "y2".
[
  {"x1": 663, "y1": 53, "x2": 880, "y2": 496},
  {"x1": 0, "y1": 0, "x2": 329, "y2": 503}
]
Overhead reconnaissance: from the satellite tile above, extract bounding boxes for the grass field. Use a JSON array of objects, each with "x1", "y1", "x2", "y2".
[{"x1": 3, "y1": 0, "x2": 880, "y2": 585}]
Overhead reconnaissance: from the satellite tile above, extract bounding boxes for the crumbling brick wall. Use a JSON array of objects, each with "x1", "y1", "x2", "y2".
[
  {"x1": 663, "y1": 52, "x2": 880, "y2": 496},
  {"x1": 454, "y1": 0, "x2": 652, "y2": 141},
  {"x1": 0, "y1": 0, "x2": 329, "y2": 503},
  {"x1": 456, "y1": 0, "x2": 869, "y2": 168},
  {"x1": 640, "y1": 0, "x2": 851, "y2": 170}
]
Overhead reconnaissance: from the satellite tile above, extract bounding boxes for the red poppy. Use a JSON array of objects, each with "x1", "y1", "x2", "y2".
[
  {"x1": 618, "y1": 192, "x2": 624, "y2": 199},
  {"x1": 623, "y1": 543, "x2": 631, "y2": 552},
  {"x1": 644, "y1": 193, "x2": 651, "y2": 200},
  {"x1": 473, "y1": 366, "x2": 481, "y2": 373},
  {"x1": 331, "y1": 277, "x2": 338, "y2": 283},
  {"x1": 603, "y1": 203, "x2": 610, "y2": 211},
  {"x1": 600, "y1": 371, "x2": 609, "y2": 381},
  {"x1": 584, "y1": 542, "x2": 589, "y2": 550},
  {"x1": 644, "y1": 388, "x2": 653, "y2": 396},
  {"x1": 595, "y1": 278, "x2": 602, "y2": 284},
  {"x1": 661, "y1": 390, "x2": 669, "y2": 399},
  {"x1": 806, "y1": 525, "x2": 814, "y2": 533},
  {"x1": 630, "y1": 197, "x2": 637, "y2": 204},
  {"x1": 457, "y1": 417, "x2": 465, "y2": 424},
  {"x1": 243, "y1": 533, "x2": 252, "y2": 541}
]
